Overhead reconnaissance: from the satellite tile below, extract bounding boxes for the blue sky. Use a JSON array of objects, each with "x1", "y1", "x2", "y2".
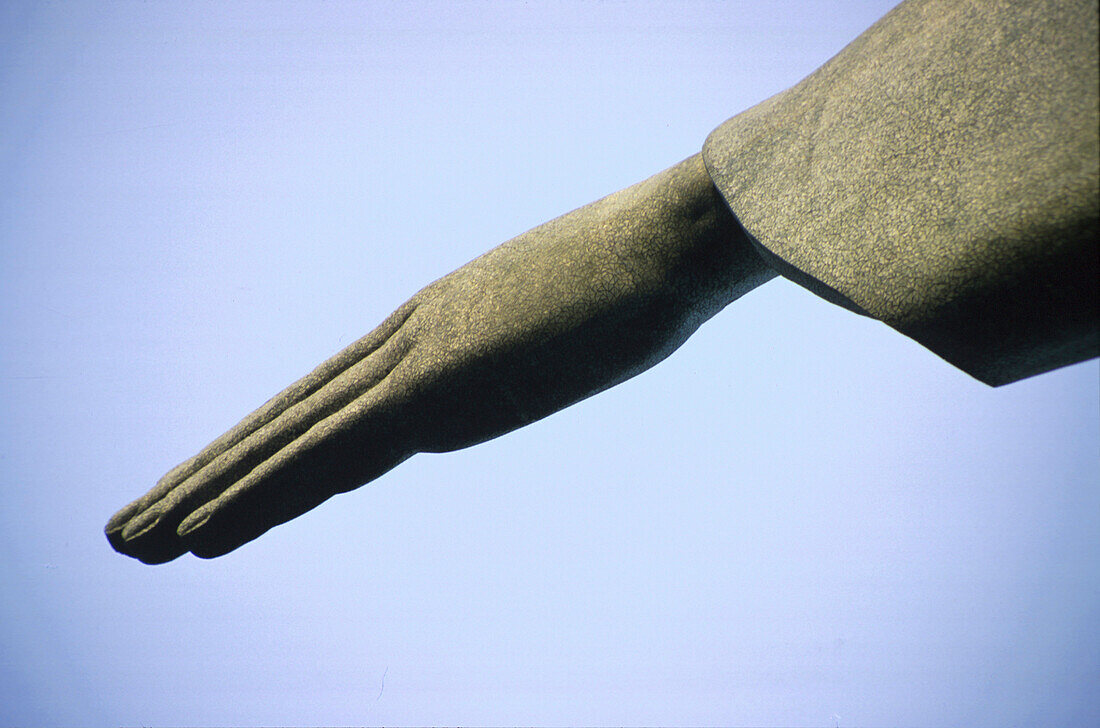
[{"x1": 2, "y1": 1, "x2": 1097, "y2": 725}]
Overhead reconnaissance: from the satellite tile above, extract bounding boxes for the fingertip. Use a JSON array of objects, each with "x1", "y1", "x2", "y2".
[
  {"x1": 106, "y1": 507, "x2": 194, "y2": 564},
  {"x1": 184, "y1": 519, "x2": 245, "y2": 560},
  {"x1": 105, "y1": 526, "x2": 188, "y2": 564},
  {"x1": 177, "y1": 508, "x2": 210, "y2": 539},
  {"x1": 181, "y1": 500, "x2": 277, "y2": 561},
  {"x1": 105, "y1": 501, "x2": 143, "y2": 534},
  {"x1": 120, "y1": 507, "x2": 163, "y2": 542},
  {"x1": 178, "y1": 507, "x2": 238, "y2": 558},
  {"x1": 134, "y1": 549, "x2": 186, "y2": 565},
  {"x1": 104, "y1": 523, "x2": 128, "y2": 552},
  {"x1": 190, "y1": 542, "x2": 235, "y2": 560}
]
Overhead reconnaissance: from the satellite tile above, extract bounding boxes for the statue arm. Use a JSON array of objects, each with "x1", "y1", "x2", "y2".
[{"x1": 105, "y1": 153, "x2": 776, "y2": 563}]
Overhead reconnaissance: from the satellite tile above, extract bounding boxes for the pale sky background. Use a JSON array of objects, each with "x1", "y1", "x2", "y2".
[{"x1": 1, "y1": 1, "x2": 1097, "y2": 726}]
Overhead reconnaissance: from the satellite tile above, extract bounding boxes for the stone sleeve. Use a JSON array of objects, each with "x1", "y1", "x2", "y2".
[{"x1": 702, "y1": 0, "x2": 1098, "y2": 385}]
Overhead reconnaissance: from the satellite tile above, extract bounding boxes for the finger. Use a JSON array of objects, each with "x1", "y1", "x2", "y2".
[
  {"x1": 105, "y1": 300, "x2": 418, "y2": 539},
  {"x1": 112, "y1": 330, "x2": 411, "y2": 562},
  {"x1": 105, "y1": 468, "x2": 201, "y2": 562},
  {"x1": 166, "y1": 299, "x2": 420, "y2": 482},
  {"x1": 179, "y1": 372, "x2": 413, "y2": 559},
  {"x1": 105, "y1": 496, "x2": 152, "y2": 536},
  {"x1": 110, "y1": 521, "x2": 189, "y2": 565}
]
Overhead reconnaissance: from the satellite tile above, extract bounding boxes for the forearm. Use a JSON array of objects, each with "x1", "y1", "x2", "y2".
[
  {"x1": 471, "y1": 153, "x2": 774, "y2": 331},
  {"x1": 406, "y1": 153, "x2": 777, "y2": 452}
]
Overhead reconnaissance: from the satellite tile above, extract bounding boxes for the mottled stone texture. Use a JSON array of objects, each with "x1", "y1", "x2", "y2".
[
  {"x1": 704, "y1": 0, "x2": 1098, "y2": 385},
  {"x1": 108, "y1": 0, "x2": 1099, "y2": 563},
  {"x1": 106, "y1": 156, "x2": 773, "y2": 563}
]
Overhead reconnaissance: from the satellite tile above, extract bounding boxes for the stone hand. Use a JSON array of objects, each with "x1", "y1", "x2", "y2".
[{"x1": 105, "y1": 155, "x2": 773, "y2": 563}]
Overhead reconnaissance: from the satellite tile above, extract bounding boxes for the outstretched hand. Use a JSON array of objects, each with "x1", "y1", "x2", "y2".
[{"x1": 105, "y1": 154, "x2": 773, "y2": 563}]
